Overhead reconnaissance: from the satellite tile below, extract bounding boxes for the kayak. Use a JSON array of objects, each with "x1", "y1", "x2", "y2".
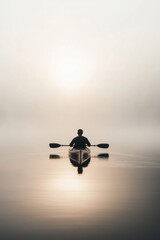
[{"x1": 69, "y1": 148, "x2": 91, "y2": 165}]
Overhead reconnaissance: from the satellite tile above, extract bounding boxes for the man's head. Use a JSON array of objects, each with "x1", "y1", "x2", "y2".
[{"x1": 77, "y1": 129, "x2": 83, "y2": 136}]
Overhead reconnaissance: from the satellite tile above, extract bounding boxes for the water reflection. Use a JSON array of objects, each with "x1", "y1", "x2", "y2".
[
  {"x1": 70, "y1": 153, "x2": 110, "y2": 174},
  {"x1": 49, "y1": 153, "x2": 109, "y2": 174},
  {"x1": 49, "y1": 154, "x2": 91, "y2": 174},
  {"x1": 49, "y1": 154, "x2": 61, "y2": 159},
  {"x1": 1, "y1": 148, "x2": 160, "y2": 240},
  {"x1": 70, "y1": 158, "x2": 91, "y2": 174},
  {"x1": 97, "y1": 153, "x2": 109, "y2": 159}
]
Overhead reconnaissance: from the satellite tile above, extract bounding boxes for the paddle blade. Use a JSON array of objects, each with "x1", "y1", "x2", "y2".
[
  {"x1": 49, "y1": 143, "x2": 61, "y2": 148},
  {"x1": 97, "y1": 153, "x2": 109, "y2": 159},
  {"x1": 49, "y1": 154, "x2": 61, "y2": 159},
  {"x1": 97, "y1": 143, "x2": 109, "y2": 148}
]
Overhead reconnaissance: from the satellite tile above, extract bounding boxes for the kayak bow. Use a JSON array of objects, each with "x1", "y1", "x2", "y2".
[{"x1": 69, "y1": 148, "x2": 91, "y2": 165}]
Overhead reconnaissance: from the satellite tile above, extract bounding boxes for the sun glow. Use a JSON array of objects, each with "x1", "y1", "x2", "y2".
[{"x1": 51, "y1": 48, "x2": 91, "y2": 91}]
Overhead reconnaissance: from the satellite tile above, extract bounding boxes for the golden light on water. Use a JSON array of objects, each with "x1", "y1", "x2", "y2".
[
  {"x1": 8, "y1": 160, "x2": 144, "y2": 231},
  {"x1": 33, "y1": 171, "x2": 97, "y2": 220},
  {"x1": 36, "y1": 168, "x2": 126, "y2": 218},
  {"x1": 53, "y1": 174, "x2": 87, "y2": 192}
]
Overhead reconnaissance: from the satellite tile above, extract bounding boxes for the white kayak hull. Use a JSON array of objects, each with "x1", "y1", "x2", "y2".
[{"x1": 69, "y1": 148, "x2": 91, "y2": 165}]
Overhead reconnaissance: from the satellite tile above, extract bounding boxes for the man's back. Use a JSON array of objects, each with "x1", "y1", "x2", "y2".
[{"x1": 70, "y1": 136, "x2": 91, "y2": 149}]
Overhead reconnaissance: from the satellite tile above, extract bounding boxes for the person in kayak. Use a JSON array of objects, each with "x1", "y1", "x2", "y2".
[{"x1": 69, "y1": 129, "x2": 91, "y2": 149}]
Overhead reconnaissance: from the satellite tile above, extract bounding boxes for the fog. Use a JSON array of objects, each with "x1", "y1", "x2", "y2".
[{"x1": 0, "y1": 0, "x2": 160, "y2": 154}]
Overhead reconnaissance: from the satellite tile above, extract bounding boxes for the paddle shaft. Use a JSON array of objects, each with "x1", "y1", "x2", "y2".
[{"x1": 49, "y1": 143, "x2": 109, "y2": 148}]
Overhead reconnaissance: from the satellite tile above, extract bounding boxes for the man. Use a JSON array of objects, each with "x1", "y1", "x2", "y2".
[{"x1": 69, "y1": 129, "x2": 91, "y2": 149}]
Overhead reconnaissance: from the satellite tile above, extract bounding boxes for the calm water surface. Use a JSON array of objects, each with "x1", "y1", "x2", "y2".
[{"x1": 0, "y1": 146, "x2": 160, "y2": 240}]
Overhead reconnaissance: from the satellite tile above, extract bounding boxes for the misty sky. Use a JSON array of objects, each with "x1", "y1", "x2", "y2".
[{"x1": 0, "y1": 0, "x2": 160, "y2": 148}]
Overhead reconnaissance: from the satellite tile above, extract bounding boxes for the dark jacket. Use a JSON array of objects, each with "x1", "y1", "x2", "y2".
[{"x1": 70, "y1": 136, "x2": 91, "y2": 149}]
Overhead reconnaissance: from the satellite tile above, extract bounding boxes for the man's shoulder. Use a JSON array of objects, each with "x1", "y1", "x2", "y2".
[
  {"x1": 71, "y1": 137, "x2": 77, "y2": 141},
  {"x1": 81, "y1": 136, "x2": 88, "y2": 140},
  {"x1": 73, "y1": 136, "x2": 80, "y2": 141},
  {"x1": 74, "y1": 136, "x2": 88, "y2": 140}
]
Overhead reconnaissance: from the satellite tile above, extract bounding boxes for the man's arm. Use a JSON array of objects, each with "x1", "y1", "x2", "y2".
[
  {"x1": 69, "y1": 138, "x2": 75, "y2": 147},
  {"x1": 86, "y1": 138, "x2": 91, "y2": 147}
]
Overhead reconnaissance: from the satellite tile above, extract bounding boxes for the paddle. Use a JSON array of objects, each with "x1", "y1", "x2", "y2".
[
  {"x1": 92, "y1": 143, "x2": 109, "y2": 148},
  {"x1": 49, "y1": 143, "x2": 109, "y2": 148},
  {"x1": 49, "y1": 143, "x2": 69, "y2": 148}
]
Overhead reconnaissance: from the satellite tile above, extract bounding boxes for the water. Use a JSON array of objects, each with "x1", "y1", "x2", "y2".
[{"x1": 0, "y1": 146, "x2": 160, "y2": 240}]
